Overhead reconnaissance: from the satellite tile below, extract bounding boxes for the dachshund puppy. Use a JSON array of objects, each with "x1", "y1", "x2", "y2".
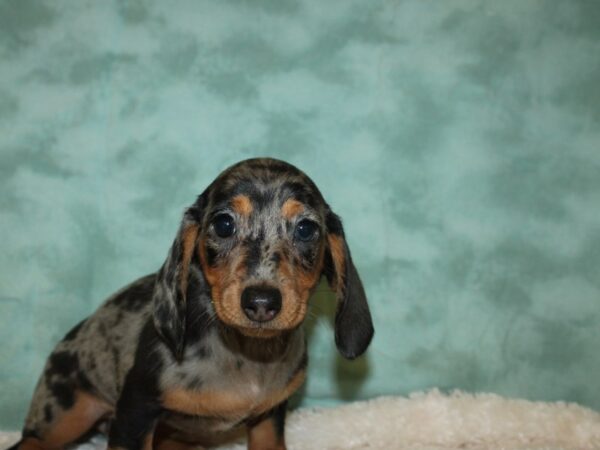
[{"x1": 12, "y1": 158, "x2": 374, "y2": 450}]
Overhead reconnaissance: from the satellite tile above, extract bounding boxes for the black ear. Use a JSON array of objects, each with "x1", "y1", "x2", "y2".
[
  {"x1": 323, "y1": 209, "x2": 374, "y2": 360},
  {"x1": 152, "y1": 199, "x2": 204, "y2": 360}
]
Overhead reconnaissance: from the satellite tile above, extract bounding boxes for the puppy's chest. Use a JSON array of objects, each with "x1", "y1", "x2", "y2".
[{"x1": 158, "y1": 337, "x2": 305, "y2": 424}]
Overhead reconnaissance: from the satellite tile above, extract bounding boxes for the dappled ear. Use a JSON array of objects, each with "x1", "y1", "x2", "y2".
[
  {"x1": 152, "y1": 203, "x2": 203, "y2": 360},
  {"x1": 323, "y1": 209, "x2": 374, "y2": 360}
]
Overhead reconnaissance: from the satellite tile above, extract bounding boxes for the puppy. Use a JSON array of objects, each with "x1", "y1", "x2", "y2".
[{"x1": 12, "y1": 158, "x2": 374, "y2": 450}]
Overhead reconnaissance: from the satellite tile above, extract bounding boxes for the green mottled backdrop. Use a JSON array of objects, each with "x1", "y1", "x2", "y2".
[{"x1": 1, "y1": 0, "x2": 600, "y2": 430}]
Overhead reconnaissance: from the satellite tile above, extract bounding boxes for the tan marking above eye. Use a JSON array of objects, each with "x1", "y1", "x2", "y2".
[
  {"x1": 281, "y1": 199, "x2": 304, "y2": 219},
  {"x1": 231, "y1": 195, "x2": 253, "y2": 217}
]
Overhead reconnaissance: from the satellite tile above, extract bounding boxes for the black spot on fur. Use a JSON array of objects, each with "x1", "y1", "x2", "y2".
[
  {"x1": 108, "y1": 275, "x2": 155, "y2": 312},
  {"x1": 22, "y1": 428, "x2": 38, "y2": 439},
  {"x1": 205, "y1": 243, "x2": 218, "y2": 267},
  {"x1": 270, "y1": 252, "x2": 281, "y2": 265},
  {"x1": 195, "y1": 344, "x2": 211, "y2": 359},
  {"x1": 77, "y1": 371, "x2": 94, "y2": 391},
  {"x1": 103, "y1": 275, "x2": 153, "y2": 312},
  {"x1": 298, "y1": 245, "x2": 319, "y2": 269},
  {"x1": 44, "y1": 404, "x2": 53, "y2": 422},
  {"x1": 48, "y1": 351, "x2": 79, "y2": 378},
  {"x1": 49, "y1": 381, "x2": 75, "y2": 408},
  {"x1": 62, "y1": 319, "x2": 86, "y2": 342},
  {"x1": 45, "y1": 351, "x2": 96, "y2": 402},
  {"x1": 236, "y1": 359, "x2": 244, "y2": 370}
]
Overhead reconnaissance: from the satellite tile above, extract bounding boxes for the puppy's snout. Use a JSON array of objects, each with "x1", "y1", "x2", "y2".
[{"x1": 241, "y1": 286, "x2": 282, "y2": 323}]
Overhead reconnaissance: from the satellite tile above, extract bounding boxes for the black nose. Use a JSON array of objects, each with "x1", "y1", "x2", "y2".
[{"x1": 241, "y1": 286, "x2": 282, "y2": 323}]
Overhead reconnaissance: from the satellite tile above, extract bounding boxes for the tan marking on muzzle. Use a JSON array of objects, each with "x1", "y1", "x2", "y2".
[
  {"x1": 274, "y1": 256, "x2": 317, "y2": 330},
  {"x1": 200, "y1": 238, "x2": 248, "y2": 327}
]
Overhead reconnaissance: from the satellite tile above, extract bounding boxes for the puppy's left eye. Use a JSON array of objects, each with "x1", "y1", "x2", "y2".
[
  {"x1": 294, "y1": 219, "x2": 319, "y2": 242},
  {"x1": 213, "y1": 214, "x2": 235, "y2": 238}
]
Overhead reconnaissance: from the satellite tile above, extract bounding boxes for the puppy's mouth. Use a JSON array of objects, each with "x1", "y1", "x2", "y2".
[{"x1": 234, "y1": 325, "x2": 286, "y2": 339}]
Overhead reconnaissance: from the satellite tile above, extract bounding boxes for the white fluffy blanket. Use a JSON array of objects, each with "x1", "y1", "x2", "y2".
[{"x1": 2, "y1": 390, "x2": 599, "y2": 450}]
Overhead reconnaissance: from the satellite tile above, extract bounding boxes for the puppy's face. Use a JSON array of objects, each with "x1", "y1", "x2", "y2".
[
  {"x1": 153, "y1": 157, "x2": 372, "y2": 359},
  {"x1": 197, "y1": 160, "x2": 327, "y2": 337}
]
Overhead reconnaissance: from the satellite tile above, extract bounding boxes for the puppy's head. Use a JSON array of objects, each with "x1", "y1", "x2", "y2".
[{"x1": 153, "y1": 158, "x2": 373, "y2": 360}]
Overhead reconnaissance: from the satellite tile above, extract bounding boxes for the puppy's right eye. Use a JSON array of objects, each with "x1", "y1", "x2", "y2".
[
  {"x1": 213, "y1": 214, "x2": 235, "y2": 238},
  {"x1": 294, "y1": 219, "x2": 319, "y2": 242}
]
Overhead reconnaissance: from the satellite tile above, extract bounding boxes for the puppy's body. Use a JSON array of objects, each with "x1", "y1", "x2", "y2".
[{"x1": 15, "y1": 158, "x2": 373, "y2": 450}]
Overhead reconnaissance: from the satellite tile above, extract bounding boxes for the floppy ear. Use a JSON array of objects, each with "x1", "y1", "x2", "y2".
[
  {"x1": 152, "y1": 201, "x2": 203, "y2": 360},
  {"x1": 323, "y1": 209, "x2": 374, "y2": 360}
]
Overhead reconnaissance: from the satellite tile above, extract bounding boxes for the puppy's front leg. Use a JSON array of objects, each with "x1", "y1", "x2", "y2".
[
  {"x1": 247, "y1": 401, "x2": 287, "y2": 450},
  {"x1": 107, "y1": 379, "x2": 162, "y2": 450}
]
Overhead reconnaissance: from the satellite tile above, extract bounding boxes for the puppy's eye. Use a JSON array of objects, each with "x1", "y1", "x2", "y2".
[
  {"x1": 213, "y1": 214, "x2": 235, "y2": 238},
  {"x1": 294, "y1": 219, "x2": 319, "y2": 242}
]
